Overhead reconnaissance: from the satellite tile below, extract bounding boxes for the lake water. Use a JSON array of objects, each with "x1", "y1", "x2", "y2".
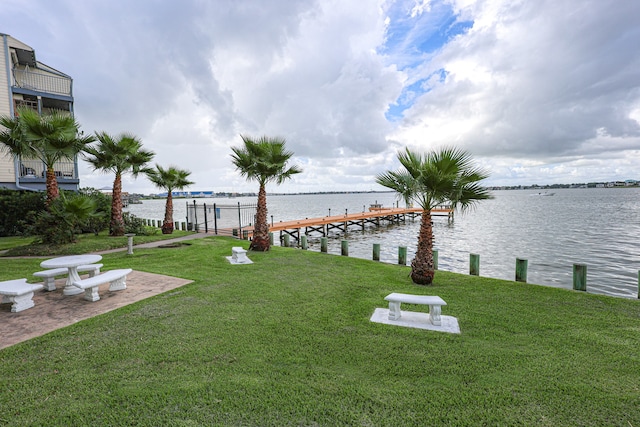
[{"x1": 125, "y1": 188, "x2": 640, "y2": 299}]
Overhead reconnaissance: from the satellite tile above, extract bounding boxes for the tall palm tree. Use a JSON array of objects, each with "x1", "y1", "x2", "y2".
[
  {"x1": 83, "y1": 132, "x2": 154, "y2": 236},
  {"x1": 377, "y1": 147, "x2": 492, "y2": 285},
  {"x1": 0, "y1": 107, "x2": 95, "y2": 206},
  {"x1": 230, "y1": 135, "x2": 302, "y2": 251},
  {"x1": 146, "y1": 164, "x2": 194, "y2": 234}
]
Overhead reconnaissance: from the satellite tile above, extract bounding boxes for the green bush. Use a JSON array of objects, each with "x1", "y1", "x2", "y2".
[
  {"x1": 28, "y1": 193, "x2": 98, "y2": 245},
  {"x1": 0, "y1": 188, "x2": 46, "y2": 236},
  {"x1": 123, "y1": 212, "x2": 158, "y2": 235},
  {"x1": 77, "y1": 188, "x2": 111, "y2": 235}
]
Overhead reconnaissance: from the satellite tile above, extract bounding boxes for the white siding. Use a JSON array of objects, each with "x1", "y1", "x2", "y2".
[
  {"x1": 0, "y1": 37, "x2": 16, "y2": 183},
  {"x1": 6, "y1": 35, "x2": 33, "y2": 52},
  {"x1": 0, "y1": 35, "x2": 10, "y2": 116}
]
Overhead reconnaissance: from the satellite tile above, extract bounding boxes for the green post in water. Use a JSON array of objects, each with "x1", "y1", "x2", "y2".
[
  {"x1": 269, "y1": 232, "x2": 274, "y2": 245},
  {"x1": 301, "y1": 235, "x2": 308, "y2": 250},
  {"x1": 398, "y1": 246, "x2": 407, "y2": 265},
  {"x1": 516, "y1": 258, "x2": 528, "y2": 283},
  {"x1": 283, "y1": 234, "x2": 290, "y2": 248},
  {"x1": 341, "y1": 240, "x2": 349, "y2": 256},
  {"x1": 573, "y1": 264, "x2": 587, "y2": 291},
  {"x1": 320, "y1": 237, "x2": 328, "y2": 253},
  {"x1": 470, "y1": 253, "x2": 480, "y2": 276},
  {"x1": 373, "y1": 243, "x2": 380, "y2": 261},
  {"x1": 433, "y1": 249, "x2": 438, "y2": 270}
]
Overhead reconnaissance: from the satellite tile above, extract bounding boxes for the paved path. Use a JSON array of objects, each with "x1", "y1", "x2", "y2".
[{"x1": 94, "y1": 232, "x2": 212, "y2": 254}]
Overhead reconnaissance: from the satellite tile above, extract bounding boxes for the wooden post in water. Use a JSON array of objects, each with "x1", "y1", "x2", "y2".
[
  {"x1": 470, "y1": 253, "x2": 480, "y2": 276},
  {"x1": 398, "y1": 246, "x2": 407, "y2": 265},
  {"x1": 373, "y1": 243, "x2": 380, "y2": 261},
  {"x1": 269, "y1": 232, "x2": 274, "y2": 245},
  {"x1": 515, "y1": 258, "x2": 528, "y2": 283},
  {"x1": 301, "y1": 235, "x2": 308, "y2": 250},
  {"x1": 283, "y1": 234, "x2": 290, "y2": 248},
  {"x1": 573, "y1": 264, "x2": 587, "y2": 291},
  {"x1": 321, "y1": 237, "x2": 328, "y2": 253},
  {"x1": 341, "y1": 240, "x2": 348, "y2": 256},
  {"x1": 433, "y1": 249, "x2": 438, "y2": 270}
]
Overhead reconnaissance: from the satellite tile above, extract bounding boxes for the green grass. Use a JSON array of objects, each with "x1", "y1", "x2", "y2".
[
  {"x1": 0, "y1": 230, "x2": 193, "y2": 256},
  {"x1": 0, "y1": 235, "x2": 37, "y2": 251},
  {"x1": 1, "y1": 237, "x2": 639, "y2": 426}
]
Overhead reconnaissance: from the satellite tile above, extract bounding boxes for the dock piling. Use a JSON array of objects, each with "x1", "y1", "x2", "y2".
[
  {"x1": 470, "y1": 253, "x2": 480, "y2": 276},
  {"x1": 516, "y1": 258, "x2": 528, "y2": 283},
  {"x1": 373, "y1": 243, "x2": 380, "y2": 261}
]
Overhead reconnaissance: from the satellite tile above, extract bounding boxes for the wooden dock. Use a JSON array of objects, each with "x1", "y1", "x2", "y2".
[{"x1": 242, "y1": 206, "x2": 453, "y2": 242}]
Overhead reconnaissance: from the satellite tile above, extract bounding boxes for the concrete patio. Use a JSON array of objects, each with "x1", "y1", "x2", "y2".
[{"x1": 1, "y1": 270, "x2": 193, "y2": 350}]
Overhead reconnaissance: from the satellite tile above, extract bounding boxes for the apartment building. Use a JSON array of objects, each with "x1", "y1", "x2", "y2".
[{"x1": 0, "y1": 33, "x2": 79, "y2": 191}]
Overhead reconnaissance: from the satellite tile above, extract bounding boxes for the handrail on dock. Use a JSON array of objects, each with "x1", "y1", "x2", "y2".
[{"x1": 242, "y1": 206, "x2": 453, "y2": 241}]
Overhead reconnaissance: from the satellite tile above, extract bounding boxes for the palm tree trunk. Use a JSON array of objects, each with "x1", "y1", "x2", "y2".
[
  {"x1": 162, "y1": 192, "x2": 174, "y2": 234},
  {"x1": 110, "y1": 173, "x2": 125, "y2": 236},
  {"x1": 250, "y1": 184, "x2": 270, "y2": 251},
  {"x1": 411, "y1": 210, "x2": 435, "y2": 285},
  {"x1": 45, "y1": 167, "x2": 59, "y2": 208}
]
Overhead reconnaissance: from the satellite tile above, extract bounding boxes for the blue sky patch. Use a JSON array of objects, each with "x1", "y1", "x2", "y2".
[{"x1": 382, "y1": 0, "x2": 473, "y2": 120}]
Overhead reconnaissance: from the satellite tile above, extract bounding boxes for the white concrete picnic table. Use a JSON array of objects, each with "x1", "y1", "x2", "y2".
[{"x1": 40, "y1": 254, "x2": 103, "y2": 296}]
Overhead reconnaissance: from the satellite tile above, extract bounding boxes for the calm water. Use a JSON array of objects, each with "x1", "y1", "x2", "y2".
[{"x1": 126, "y1": 189, "x2": 640, "y2": 299}]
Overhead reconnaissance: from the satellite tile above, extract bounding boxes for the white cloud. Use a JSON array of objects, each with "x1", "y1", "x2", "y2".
[{"x1": 2, "y1": 0, "x2": 640, "y2": 194}]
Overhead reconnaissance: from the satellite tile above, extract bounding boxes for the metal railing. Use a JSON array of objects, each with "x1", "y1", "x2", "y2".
[
  {"x1": 12, "y1": 68, "x2": 72, "y2": 96},
  {"x1": 186, "y1": 201, "x2": 257, "y2": 236},
  {"x1": 19, "y1": 159, "x2": 76, "y2": 180}
]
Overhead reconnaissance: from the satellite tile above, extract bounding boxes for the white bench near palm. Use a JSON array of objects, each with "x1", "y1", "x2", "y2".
[
  {"x1": 370, "y1": 292, "x2": 460, "y2": 334},
  {"x1": 72, "y1": 268, "x2": 132, "y2": 302},
  {"x1": 226, "y1": 247, "x2": 253, "y2": 264},
  {"x1": 0, "y1": 279, "x2": 44, "y2": 312}
]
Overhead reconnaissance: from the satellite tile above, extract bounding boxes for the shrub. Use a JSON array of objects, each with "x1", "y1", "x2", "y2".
[
  {"x1": 77, "y1": 188, "x2": 111, "y2": 235},
  {"x1": 0, "y1": 189, "x2": 46, "y2": 236},
  {"x1": 28, "y1": 193, "x2": 98, "y2": 245},
  {"x1": 123, "y1": 212, "x2": 157, "y2": 236}
]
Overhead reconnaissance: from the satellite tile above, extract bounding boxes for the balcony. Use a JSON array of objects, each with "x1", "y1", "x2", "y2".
[
  {"x1": 19, "y1": 159, "x2": 77, "y2": 182},
  {"x1": 12, "y1": 68, "x2": 72, "y2": 97}
]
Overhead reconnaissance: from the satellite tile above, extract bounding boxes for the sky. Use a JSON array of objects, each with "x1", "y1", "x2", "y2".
[{"x1": 2, "y1": 0, "x2": 640, "y2": 194}]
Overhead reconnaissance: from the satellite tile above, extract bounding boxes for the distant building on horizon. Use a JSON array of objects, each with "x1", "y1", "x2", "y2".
[{"x1": 0, "y1": 33, "x2": 79, "y2": 192}]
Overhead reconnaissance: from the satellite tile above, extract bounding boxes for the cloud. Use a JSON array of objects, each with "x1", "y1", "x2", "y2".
[
  {"x1": 391, "y1": 0, "x2": 640, "y2": 166},
  {"x1": 2, "y1": 0, "x2": 640, "y2": 193}
]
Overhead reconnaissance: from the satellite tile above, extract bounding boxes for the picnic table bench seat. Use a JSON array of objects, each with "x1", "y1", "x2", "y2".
[
  {"x1": 0, "y1": 279, "x2": 44, "y2": 312},
  {"x1": 72, "y1": 268, "x2": 132, "y2": 302},
  {"x1": 34, "y1": 264, "x2": 103, "y2": 291}
]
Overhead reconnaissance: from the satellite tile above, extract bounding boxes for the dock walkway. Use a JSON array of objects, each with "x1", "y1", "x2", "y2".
[{"x1": 243, "y1": 207, "x2": 453, "y2": 242}]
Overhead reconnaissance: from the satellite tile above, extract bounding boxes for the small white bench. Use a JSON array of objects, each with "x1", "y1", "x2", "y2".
[
  {"x1": 72, "y1": 268, "x2": 132, "y2": 302},
  {"x1": 34, "y1": 264, "x2": 103, "y2": 291},
  {"x1": 0, "y1": 279, "x2": 44, "y2": 312},
  {"x1": 231, "y1": 247, "x2": 251, "y2": 264},
  {"x1": 384, "y1": 293, "x2": 447, "y2": 326}
]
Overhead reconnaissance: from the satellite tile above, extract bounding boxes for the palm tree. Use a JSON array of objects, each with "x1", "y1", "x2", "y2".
[
  {"x1": 146, "y1": 164, "x2": 194, "y2": 234},
  {"x1": 0, "y1": 107, "x2": 95, "y2": 206},
  {"x1": 230, "y1": 135, "x2": 302, "y2": 251},
  {"x1": 83, "y1": 132, "x2": 154, "y2": 236},
  {"x1": 377, "y1": 147, "x2": 492, "y2": 285}
]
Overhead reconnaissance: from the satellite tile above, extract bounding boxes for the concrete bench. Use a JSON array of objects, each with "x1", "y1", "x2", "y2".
[
  {"x1": 0, "y1": 279, "x2": 44, "y2": 312},
  {"x1": 34, "y1": 264, "x2": 103, "y2": 291},
  {"x1": 72, "y1": 268, "x2": 132, "y2": 302},
  {"x1": 384, "y1": 293, "x2": 447, "y2": 326},
  {"x1": 231, "y1": 247, "x2": 251, "y2": 264}
]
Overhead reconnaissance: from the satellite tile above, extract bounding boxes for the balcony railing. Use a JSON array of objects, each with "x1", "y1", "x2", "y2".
[
  {"x1": 19, "y1": 159, "x2": 76, "y2": 180},
  {"x1": 12, "y1": 68, "x2": 72, "y2": 97}
]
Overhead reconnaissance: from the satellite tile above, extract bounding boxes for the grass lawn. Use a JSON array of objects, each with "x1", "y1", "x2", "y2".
[
  {"x1": 0, "y1": 229, "x2": 193, "y2": 257},
  {"x1": 1, "y1": 236, "x2": 639, "y2": 426}
]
